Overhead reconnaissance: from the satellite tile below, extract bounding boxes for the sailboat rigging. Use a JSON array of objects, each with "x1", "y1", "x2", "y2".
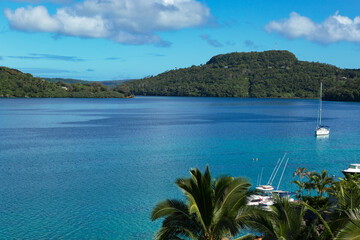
[{"x1": 315, "y1": 82, "x2": 330, "y2": 136}]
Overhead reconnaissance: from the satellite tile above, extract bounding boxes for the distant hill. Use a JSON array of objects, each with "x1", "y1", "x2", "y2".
[
  {"x1": 122, "y1": 50, "x2": 360, "y2": 101},
  {"x1": 43, "y1": 78, "x2": 132, "y2": 89},
  {"x1": 101, "y1": 80, "x2": 132, "y2": 89},
  {"x1": 43, "y1": 78, "x2": 91, "y2": 85},
  {"x1": 0, "y1": 67, "x2": 132, "y2": 98}
]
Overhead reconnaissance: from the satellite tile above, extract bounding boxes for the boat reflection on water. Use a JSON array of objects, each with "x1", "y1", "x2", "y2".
[{"x1": 316, "y1": 134, "x2": 329, "y2": 139}]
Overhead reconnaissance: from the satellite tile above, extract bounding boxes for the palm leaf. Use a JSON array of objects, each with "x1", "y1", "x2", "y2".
[
  {"x1": 151, "y1": 199, "x2": 190, "y2": 221},
  {"x1": 335, "y1": 220, "x2": 360, "y2": 240},
  {"x1": 301, "y1": 201, "x2": 334, "y2": 239},
  {"x1": 152, "y1": 167, "x2": 252, "y2": 239}
]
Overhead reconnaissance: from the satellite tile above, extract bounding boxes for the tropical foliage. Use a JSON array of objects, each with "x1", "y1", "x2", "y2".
[
  {"x1": 153, "y1": 166, "x2": 360, "y2": 240},
  {"x1": 246, "y1": 195, "x2": 332, "y2": 240},
  {"x1": 0, "y1": 67, "x2": 132, "y2": 98},
  {"x1": 151, "y1": 166, "x2": 253, "y2": 240},
  {"x1": 122, "y1": 50, "x2": 360, "y2": 101},
  {"x1": 292, "y1": 167, "x2": 333, "y2": 210}
]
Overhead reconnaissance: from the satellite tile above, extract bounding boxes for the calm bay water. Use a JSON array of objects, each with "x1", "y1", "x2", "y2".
[{"x1": 1, "y1": 97, "x2": 360, "y2": 239}]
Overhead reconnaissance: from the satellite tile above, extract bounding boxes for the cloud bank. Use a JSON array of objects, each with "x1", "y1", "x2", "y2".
[
  {"x1": 10, "y1": 0, "x2": 72, "y2": 3},
  {"x1": 7, "y1": 53, "x2": 85, "y2": 61},
  {"x1": 265, "y1": 12, "x2": 360, "y2": 44},
  {"x1": 4, "y1": 0, "x2": 213, "y2": 46}
]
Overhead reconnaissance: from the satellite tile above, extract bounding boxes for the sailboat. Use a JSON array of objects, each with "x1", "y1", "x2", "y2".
[{"x1": 315, "y1": 82, "x2": 330, "y2": 136}]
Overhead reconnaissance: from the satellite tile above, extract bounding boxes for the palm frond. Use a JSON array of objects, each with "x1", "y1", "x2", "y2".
[
  {"x1": 153, "y1": 167, "x2": 252, "y2": 240},
  {"x1": 233, "y1": 233, "x2": 255, "y2": 240},
  {"x1": 301, "y1": 201, "x2": 334, "y2": 239},
  {"x1": 151, "y1": 199, "x2": 190, "y2": 221},
  {"x1": 154, "y1": 226, "x2": 197, "y2": 240},
  {"x1": 214, "y1": 176, "x2": 234, "y2": 208},
  {"x1": 335, "y1": 218, "x2": 360, "y2": 240}
]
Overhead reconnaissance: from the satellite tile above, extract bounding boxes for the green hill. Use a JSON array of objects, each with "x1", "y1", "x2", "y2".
[
  {"x1": 101, "y1": 80, "x2": 132, "y2": 89},
  {"x1": 43, "y1": 77, "x2": 131, "y2": 89},
  {"x1": 122, "y1": 50, "x2": 360, "y2": 101},
  {"x1": 43, "y1": 78, "x2": 91, "y2": 85},
  {"x1": 0, "y1": 67, "x2": 132, "y2": 98}
]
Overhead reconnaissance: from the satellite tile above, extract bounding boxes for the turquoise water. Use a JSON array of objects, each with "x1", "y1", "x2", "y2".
[{"x1": 1, "y1": 97, "x2": 360, "y2": 239}]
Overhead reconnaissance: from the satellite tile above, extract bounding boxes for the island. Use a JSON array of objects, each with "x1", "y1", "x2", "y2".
[
  {"x1": 2, "y1": 50, "x2": 360, "y2": 101},
  {"x1": 0, "y1": 67, "x2": 132, "y2": 98},
  {"x1": 121, "y1": 50, "x2": 360, "y2": 102}
]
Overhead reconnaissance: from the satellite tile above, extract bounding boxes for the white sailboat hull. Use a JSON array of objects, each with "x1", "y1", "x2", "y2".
[{"x1": 315, "y1": 127, "x2": 330, "y2": 136}]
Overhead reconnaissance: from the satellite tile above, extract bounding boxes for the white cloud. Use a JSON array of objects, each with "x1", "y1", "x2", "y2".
[
  {"x1": 265, "y1": 12, "x2": 360, "y2": 44},
  {"x1": 4, "y1": 0, "x2": 213, "y2": 46},
  {"x1": 4, "y1": 6, "x2": 61, "y2": 32}
]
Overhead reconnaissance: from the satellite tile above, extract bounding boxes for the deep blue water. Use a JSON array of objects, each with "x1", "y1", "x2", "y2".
[{"x1": 1, "y1": 97, "x2": 360, "y2": 239}]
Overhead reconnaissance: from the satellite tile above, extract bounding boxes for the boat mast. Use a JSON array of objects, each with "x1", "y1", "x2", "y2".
[
  {"x1": 277, "y1": 158, "x2": 289, "y2": 190},
  {"x1": 270, "y1": 154, "x2": 286, "y2": 186},
  {"x1": 319, "y1": 82, "x2": 322, "y2": 126},
  {"x1": 267, "y1": 157, "x2": 281, "y2": 185},
  {"x1": 259, "y1": 167, "x2": 264, "y2": 186}
]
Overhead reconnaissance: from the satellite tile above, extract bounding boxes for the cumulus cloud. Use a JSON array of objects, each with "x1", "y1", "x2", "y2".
[
  {"x1": 265, "y1": 11, "x2": 360, "y2": 44},
  {"x1": 4, "y1": 0, "x2": 213, "y2": 46},
  {"x1": 200, "y1": 34, "x2": 223, "y2": 47}
]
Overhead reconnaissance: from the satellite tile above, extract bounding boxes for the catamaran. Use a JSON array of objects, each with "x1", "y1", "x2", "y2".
[{"x1": 315, "y1": 82, "x2": 330, "y2": 136}]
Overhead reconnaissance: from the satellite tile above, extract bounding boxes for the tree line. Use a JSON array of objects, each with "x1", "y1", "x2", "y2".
[{"x1": 152, "y1": 166, "x2": 360, "y2": 239}]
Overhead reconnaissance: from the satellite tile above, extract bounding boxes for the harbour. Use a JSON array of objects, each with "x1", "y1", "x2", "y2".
[{"x1": 0, "y1": 97, "x2": 360, "y2": 239}]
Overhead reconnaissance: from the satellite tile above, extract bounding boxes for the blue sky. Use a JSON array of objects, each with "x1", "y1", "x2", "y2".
[{"x1": 1, "y1": 0, "x2": 360, "y2": 81}]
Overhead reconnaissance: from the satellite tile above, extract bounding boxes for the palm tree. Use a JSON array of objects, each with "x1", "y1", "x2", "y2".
[
  {"x1": 151, "y1": 166, "x2": 253, "y2": 240},
  {"x1": 292, "y1": 167, "x2": 309, "y2": 199},
  {"x1": 311, "y1": 170, "x2": 333, "y2": 198},
  {"x1": 304, "y1": 172, "x2": 316, "y2": 197},
  {"x1": 246, "y1": 195, "x2": 333, "y2": 240}
]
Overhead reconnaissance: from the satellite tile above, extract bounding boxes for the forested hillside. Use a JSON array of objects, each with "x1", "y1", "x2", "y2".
[
  {"x1": 44, "y1": 77, "x2": 130, "y2": 89},
  {"x1": 43, "y1": 78, "x2": 90, "y2": 85},
  {"x1": 0, "y1": 67, "x2": 132, "y2": 98},
  {"x1": 122, "y1": 50, "x2": 360, "y2": 101}
]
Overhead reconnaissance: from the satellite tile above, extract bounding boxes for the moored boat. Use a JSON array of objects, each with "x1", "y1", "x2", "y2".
[
  {"x1": 248, "y1": 154, "x2": 294, "y2": 207},
  {"x1": 315, "y1": 82, "x2": 330, "y2": 136},
  {"x1": 248, "y1": 185, "x2": 274, "y2": 206},
  {"x1": 341, "y1": 163, "x2": 360, "y2": 176}
]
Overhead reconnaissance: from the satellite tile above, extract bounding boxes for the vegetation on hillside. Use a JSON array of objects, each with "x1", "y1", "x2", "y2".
[
  {"x1": 122, "y1": 50, "x2": 360, "y2": 101},
  {"x1": 0, "y1": 67, "x2": 132, "y2": 98},
  {"x1": 152, "y1": 166, "x2": 360, "y2": 240},
  {"x1": 44, "y1": 77, "x2": 131, "y2": 89},
  {"x1": 43, "y1": 77, "x2": 90, "y2": 85}
]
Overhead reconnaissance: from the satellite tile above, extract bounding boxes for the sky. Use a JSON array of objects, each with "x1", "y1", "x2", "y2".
[{"x1": 1, "y1": 0, "x2": 360, "y2": 81}]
